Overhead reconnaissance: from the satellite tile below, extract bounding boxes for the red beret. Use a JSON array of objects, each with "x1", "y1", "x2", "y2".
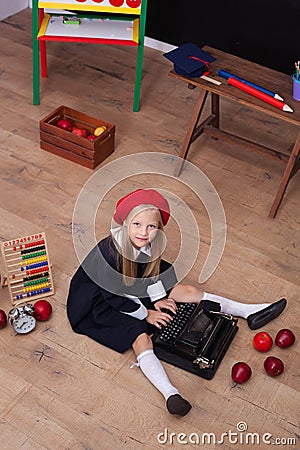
[{"x1": 113, "y1": 189, "x2": 170, "y2": 225}]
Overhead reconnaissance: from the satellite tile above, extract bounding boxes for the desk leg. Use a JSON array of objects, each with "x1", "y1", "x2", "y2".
[
  {"x1": 211, "y1": 92, "x2": 220, "y2": 128},
  {"x1": 174, "y1": 89, "x2": 208, "y2": 177},
  {"x1": 269, "y1": 131, "x2": 300, "y2": 218}
]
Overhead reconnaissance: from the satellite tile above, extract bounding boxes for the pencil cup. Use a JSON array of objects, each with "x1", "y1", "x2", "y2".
[{"x1": 292, "y1": 75, "x2": 300, "y2": 101}]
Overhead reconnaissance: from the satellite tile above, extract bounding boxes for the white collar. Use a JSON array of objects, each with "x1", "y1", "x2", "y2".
[{"x1": 110, "y1": 227, "x2": 151, "y2": 260}]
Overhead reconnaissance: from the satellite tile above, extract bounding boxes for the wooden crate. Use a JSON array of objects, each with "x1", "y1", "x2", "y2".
[{"x1": 40, "y1": 105, "x2": 115, "y2": 169}]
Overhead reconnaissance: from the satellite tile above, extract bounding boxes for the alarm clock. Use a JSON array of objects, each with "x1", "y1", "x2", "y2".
[{"x1": 8, "y1": 303, "x2": 36, "y2": 335}]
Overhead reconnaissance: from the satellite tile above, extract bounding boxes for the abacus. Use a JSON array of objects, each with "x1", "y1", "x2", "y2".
[{"x1": 1, "y1": 232, "x2": 54, "y2": 305}]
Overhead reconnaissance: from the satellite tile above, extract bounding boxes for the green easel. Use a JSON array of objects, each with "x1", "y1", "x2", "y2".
[{"x1": 32, "y1": 0, "x2": 148, "y2": 112}]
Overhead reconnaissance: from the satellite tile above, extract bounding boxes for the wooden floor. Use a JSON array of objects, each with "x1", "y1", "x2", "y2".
[{"x1": 0, "y1": 8, "x2": 299, "y2": 450}]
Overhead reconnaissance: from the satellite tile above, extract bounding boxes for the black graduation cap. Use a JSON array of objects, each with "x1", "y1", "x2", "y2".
[{"x1": 163, "y1": 43, "x2": 216, "y2": 78}]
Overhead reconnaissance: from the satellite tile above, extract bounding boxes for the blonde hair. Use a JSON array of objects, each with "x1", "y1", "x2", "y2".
[{"x1": 115, "y1": 205, "x2": 165, "y2": 286}]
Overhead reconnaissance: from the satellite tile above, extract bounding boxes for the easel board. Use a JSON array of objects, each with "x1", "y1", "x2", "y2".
[
  {"x1": 38, "y1": 14, "x2": 139, "y2": 44},
  {"x1": 1, "y1": 232, "x2": 54, "y2": 305},
  {"x1": 38, "y1": 0, "x2": 142, "y2": 15}
]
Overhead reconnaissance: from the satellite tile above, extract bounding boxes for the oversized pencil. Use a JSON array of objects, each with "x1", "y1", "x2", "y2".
[
  {"x1": 227, "y1": 77, "x2": 293, "y2": 113},
  {"x1": 218, "y1": 69, "x2": 284, "y2": 100}
]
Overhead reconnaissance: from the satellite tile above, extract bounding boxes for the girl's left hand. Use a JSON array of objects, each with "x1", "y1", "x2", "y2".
[{"x1": 154, "y1": 298, "x2": 177, "y2": 315}]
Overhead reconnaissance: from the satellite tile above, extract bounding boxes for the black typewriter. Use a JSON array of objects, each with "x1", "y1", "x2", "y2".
[{"x1": 152, "y1": 301, "x2": 238, "y2": 380}]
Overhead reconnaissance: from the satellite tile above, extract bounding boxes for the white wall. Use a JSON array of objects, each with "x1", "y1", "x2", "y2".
[{"x1": 0, "y1": 0, "x2": 29, "y2": 21}]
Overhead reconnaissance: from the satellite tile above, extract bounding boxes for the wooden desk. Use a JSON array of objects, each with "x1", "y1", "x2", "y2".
[{"x1": 171, "y1": 46, "x2": 300, "y2": 218}]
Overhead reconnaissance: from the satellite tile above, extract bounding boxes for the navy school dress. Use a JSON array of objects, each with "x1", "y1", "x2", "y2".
[{"x1": 67, "y1": 236, "x2": 178, "y2": 353}]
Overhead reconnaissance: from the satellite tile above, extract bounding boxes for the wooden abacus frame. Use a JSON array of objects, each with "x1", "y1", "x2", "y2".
[{"x1": 1, "y1": 232, "x2": 54, "y2": 305}]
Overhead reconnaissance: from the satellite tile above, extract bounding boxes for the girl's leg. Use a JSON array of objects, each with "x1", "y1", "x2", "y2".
[
  {"x1": 132, "y1": 333, "x2": 191, "y2": 416},
  {"x1": 201, "y1": 291, "x2": 271, "y2": 318},
  {"x1": 169, "y1": 283, "x2": 269, "y2": 315},
  {"x1": 169, "y1": 284, "x2": 286, "y2": 328}
]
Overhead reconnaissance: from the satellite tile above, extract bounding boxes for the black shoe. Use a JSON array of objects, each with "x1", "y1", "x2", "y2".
[
  {"x1": 247, "y1": 298, "x2": 287, "y2": 330},
  {"x1": 166, "y1": 394, "x2": 192, "y2": 416}
]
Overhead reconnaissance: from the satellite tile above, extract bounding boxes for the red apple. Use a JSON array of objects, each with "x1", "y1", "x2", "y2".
[
  {"x1": 33, "y1": 300, "x2": 52, "y2": 321},
  {"x1": 0, "y1": 309, "x2": 7, "y2": 329},
  {"x1": 253, "y1": 331, "x2": 273, "y2": 352},
  {"x1": 87, "y1": 134, "x2": 96, "y2": 141},
  {"x1": 72, "y1": 127, "x2": 89, "y2": 138},
  {"x1": 231, "y1": 362, "x2": 252, "y2": 384},
  {"x1": 81, "y1": 129, "x2": 89, "y2": 138},
  {"x1": 264, "y1": 356, "x2": 284, "y2": 377},
  {"x1": 275, "y1": 329, "x2": 296, "y2": 349},
  {"x1": 57, "y1": 118, "x2": 73, "y2": 131}
]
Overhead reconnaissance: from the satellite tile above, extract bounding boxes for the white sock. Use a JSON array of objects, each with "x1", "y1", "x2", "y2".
[
  {"x1": 202, "y1": 292, "x2": 270, "y2": 319},
  {"x1": 137, "y1": 349, "x2": 179, "y2": 401}
]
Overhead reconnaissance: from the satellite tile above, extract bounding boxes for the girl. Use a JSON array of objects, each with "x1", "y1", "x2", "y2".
[{"x1": 67, "y1": 188, "x2": 287, "y2": 416}]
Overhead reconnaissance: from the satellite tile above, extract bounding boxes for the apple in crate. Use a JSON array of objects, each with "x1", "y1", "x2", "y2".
[
  {"x1": 72, "y1": 127, "x2": 89, "y2": 138},
  {"x1": 94, "y1": 126, "x2": 107, "y2": 137},
  {"x1": 57, "y1": 118, "x2": 73, "y2": 131}
]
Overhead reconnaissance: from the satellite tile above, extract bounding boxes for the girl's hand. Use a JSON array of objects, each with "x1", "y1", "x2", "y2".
[
  {"x1": 154, "y1": 298, "x2": 177, "y2": 315},
  {"x1": 146, "y1": 309, "x2": 173, "y2": 329}
]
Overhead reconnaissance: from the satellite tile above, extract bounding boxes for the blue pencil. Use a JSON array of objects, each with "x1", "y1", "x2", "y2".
[{"x1": 218, "y1": 70, "x2": 284, "y2": 101}]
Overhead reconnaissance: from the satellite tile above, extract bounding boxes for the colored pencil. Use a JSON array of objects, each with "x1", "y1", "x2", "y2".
[
  {"x1": 295, "y1": 62, "x2": 300, "y2": 81},
  {"x1": 218, "y1": 69, "x2": 284, "y2": 101},
  {"x1": 227, "y1": 77, "x2": 293, "y2": 113}
]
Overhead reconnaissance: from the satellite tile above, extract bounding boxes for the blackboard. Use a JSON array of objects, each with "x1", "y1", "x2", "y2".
[{"x1": 146, "y1": 0, "x2": 299, "y2": 75}]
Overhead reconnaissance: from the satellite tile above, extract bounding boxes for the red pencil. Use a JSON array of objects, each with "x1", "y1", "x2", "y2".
[{"x1": 228, "y1": 77, "x2": 293, "y2": 113}]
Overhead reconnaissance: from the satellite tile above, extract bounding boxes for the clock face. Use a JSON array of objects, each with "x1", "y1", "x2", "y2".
[{"x1": 13, "y1": 315, "x2": 36, "y2": 334}]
